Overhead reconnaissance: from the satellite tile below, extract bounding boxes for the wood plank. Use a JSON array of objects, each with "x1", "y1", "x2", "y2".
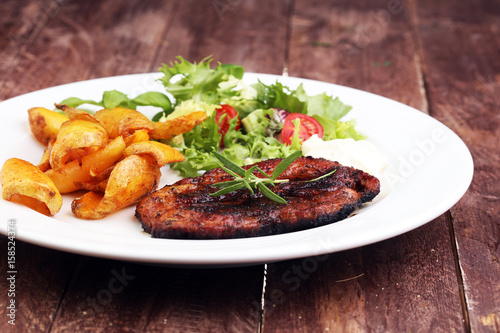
[
  {"x1": 262, "y1": 0, "x2": 466, "y2": 331},
  {"x1": 0, "y1": 236, "x2": 79, "y2": 332},
  {"x1": 153, "y1": 0, "x2": 292, "y2": 74},
  {"x1": 263, "y1": 217, "x2": 463, "y2": 332},
  {"x1": 411, "y1": 0, "x2": 500, "y2": 331},
  {"x1": 49, "y1": 257, "x2": 264, "y2": 332},
  {"x1": 287, "y1": 0, "x2": 426, "y2": 111},
  {"x1": 0, "y1": 0, "x2": 45, "y2": 96}
]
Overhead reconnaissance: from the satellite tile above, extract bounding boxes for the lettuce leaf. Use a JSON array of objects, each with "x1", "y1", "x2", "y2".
[
  {"x1": 313, "y1": 115, "x2": 366, "y2": 141},
  {"x1": 167, "y1": 103, "x2": 300, "y2": 177},
  {"x1": 59, "y1": 90, "x2": 172, "y2": 114},
  {"x1": 162, "y1": 100, "x2": 218, "y2": 121},
  {"x1": 252, "y1": 81, "x2": 307, "y2": 113},
  {"x1": 158, "y1": 56, "x2": 244, "y2": 105},
  {"x1": 252, "y1": 81, "x2": 352, "y2": 120}
]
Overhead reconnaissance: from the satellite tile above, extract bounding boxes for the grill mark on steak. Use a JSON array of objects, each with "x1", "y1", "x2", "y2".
[{"x1": 135, "y1": 156, "x2": 380, "y2": 239}]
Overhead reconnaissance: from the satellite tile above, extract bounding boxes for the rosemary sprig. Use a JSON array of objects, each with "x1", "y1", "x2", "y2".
[
  {"x1": 210, "y1": 151, "x2": 338, "y2": 204},
  {"x1": 306, "y1": 169, "x2": 336, "y2": 182},
  {"x1": 210, "y1": 151, "x2": 302, "y2": 204}
]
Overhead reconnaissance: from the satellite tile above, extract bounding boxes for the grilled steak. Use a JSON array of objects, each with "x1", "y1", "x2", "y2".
[{"x1": 135, "y1": 156, "x2": 380, "y2": 239}]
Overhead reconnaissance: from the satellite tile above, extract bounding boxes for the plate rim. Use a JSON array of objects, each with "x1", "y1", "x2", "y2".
[{"x1": 0, "y1": 72, "x2": 474, "y2": 267}]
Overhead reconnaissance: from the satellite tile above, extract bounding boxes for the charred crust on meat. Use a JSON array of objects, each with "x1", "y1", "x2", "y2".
[{"x1": 135, "y1": 156, "x2": 381, "y2": 239}]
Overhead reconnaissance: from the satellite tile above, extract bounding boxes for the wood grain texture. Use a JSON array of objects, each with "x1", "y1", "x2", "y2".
[
  {"x1": 153, "y1": 0, "x2": 292, "y2": 74},
  {"x1": 0, "y1": 237, "x2": 78, "y2": 332},
  {"x1": 263, "y1": 217, "x2": 464, "y2": 332},
  {"x1": 287, "y1": 0, "x2": 426, "y2": 111},
  {"x1": 411, "y1": 0, "x2": 500, "y2": 331},
  {"x1": 49, "y1": 257, "x2": 264, "y2": 332},
  {"x1": 0, "y1": 0, "x2": 49, "y2": 97},
  {"x1": 0, "y1": 0, "x2": 177, "y2": 100}
]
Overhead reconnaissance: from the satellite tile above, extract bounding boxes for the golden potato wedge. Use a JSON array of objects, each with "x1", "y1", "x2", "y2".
[
  {"x1": 73, "y1": 164, "x2": 114, "y2": 193},
  {"x1": 81, "y1": 136, "x2": 125, "y2": 178},
  {"x1": 38, "y1": 141, "x2": 53, "y2": 172},
  {"x1": 124, "y1": 141, "x2": 184, "y2": 167},
  {"x1": 74, "y1": 179, "x2": 108, "y2": 193},
  {"x1": 55, "y1": 104, "x2": 102, "y2": 124},
  {"x1": 28, "y1": 107, "x2": 69, "y2": 146},
  {"x1": 49, "y1": 119, "x2": 109, "y2": 172},
  {"x1": 87, "y1": 164, "x2": 115, "y2": 182},
  {"x1": 94, "y1": 107, "x2": 154, "y2": 139},
  {"x1": 70, "y1": 191, "x2": 104, "y2": 218},
  {"x1": 71, "y1": 155, "x2": 161, "y2": 219},
  {"x1": 45, "y1": 160, "x2": 82, "y2": 193},
  {"x1": 1, "y1": 158, "x2": 62, "y2": 216},
  {"x1": 46, "y1": 136, "x2": 126, "y2": 193},
  {"x1": 124, "y1": 129, "x2": 150, "y2": 146},
  {"x1": 150, "y1": 111, "x2": 207, "y2": 140}
]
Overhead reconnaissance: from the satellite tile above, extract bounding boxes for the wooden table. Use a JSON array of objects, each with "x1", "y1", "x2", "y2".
[{"x1": 0, "y1": 0, "x2": 498, "y2": 332}]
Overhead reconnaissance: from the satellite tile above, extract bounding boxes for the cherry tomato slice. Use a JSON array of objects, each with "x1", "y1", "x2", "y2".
[
  {"x1": 215, "y1": 104, "x2": 240, "y2": 147},
  {"x1": 281, "y1": 113, "x2": 323, "y2": 145}
]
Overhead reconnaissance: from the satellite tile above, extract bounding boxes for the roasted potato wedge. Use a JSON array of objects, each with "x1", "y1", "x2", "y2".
[
  {"x1": 1, "y1": 158, "x2": 62, "y2": 216},
  {"x1": 124, "y1": 141, "x2": 184, "y2": 167},
  {"x1": 73, "y1": 163, "x2": 114, "y2": 192},
  {"x1": 94, "y1": 107, "x2": 154, "y2": 139},
  {"x1": 28, "y1": 107, "x2": 69, "y2": 146},
  {"x1": 150, "y1": 111, "x2": 207, "y2": 140},
  {"x1": 56, "y1": 104, "x2": 102, "y2": 124},
  {"x1": 71, "y1": 155, "x2": 161, "y2": 219},
  {"x1": 5, "y1": 102, "x2": 199, "y2": 220},
  {"x1": 124, "y1": 129, "x2": 150, "y2": 146},
  {"x1": 38, "y1": 141, "x2": 53, "y2": 172},
  {"x1": 74, "y1": 179, "x2": 108, "y2": 193},
  {"x1": 49, "y1": 119, "x2": 109, "y2": 172},
  {"x1": 46, "y1": 136, "x2": 126, "y2": 193},
  {"x1": 46, "y1": 160, "x2": 83, "y2": 193}
]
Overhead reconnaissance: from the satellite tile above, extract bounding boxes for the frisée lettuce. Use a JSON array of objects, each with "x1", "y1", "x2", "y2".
[{"x1": 158, "y1": 55, "x2": 244, "y2": 105}]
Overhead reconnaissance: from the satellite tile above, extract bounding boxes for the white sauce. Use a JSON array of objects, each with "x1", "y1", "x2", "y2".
[{"x1": 302, "y1": 135, "x2": 388, "y2": 178}]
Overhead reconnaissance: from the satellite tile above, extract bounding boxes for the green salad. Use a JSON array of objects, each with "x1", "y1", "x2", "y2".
[{"x1": 61, "y1": 56, "x2": 364, "y2": 177}]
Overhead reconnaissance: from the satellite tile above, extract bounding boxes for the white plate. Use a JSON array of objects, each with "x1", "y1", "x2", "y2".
[{"x1": 0, "y1": 73, "x2": 473, "y2": 267}]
